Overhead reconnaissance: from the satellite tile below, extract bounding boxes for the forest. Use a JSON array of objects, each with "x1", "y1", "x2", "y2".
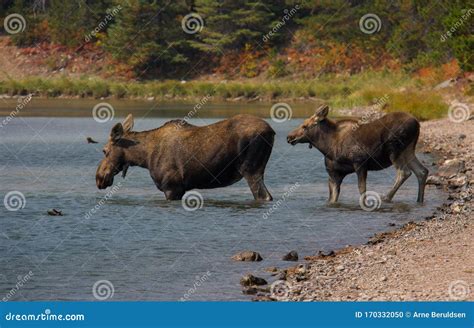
[
  {"x1": 0, "y1": 1, "x2": 472, "y2": 120},
  {"x1": 1, "y1": 0, "x2": 472, "y2": 78}
]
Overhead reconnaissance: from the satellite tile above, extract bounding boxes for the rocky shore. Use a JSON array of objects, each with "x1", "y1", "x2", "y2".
[{"x1": 253, "y1": 118, "x2": 473, "y2": 301}]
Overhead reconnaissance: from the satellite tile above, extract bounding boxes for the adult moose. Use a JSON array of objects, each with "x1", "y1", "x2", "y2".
[
  {"x1": 96, "y1": 114, "x2": 275, "y2": 201},
  {"x1": 287, "y1": 105, "x2": 428, "y2": 204}
]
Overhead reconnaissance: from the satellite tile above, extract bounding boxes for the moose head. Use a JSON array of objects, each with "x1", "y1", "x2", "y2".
[
  {"x1": 287, "y1": 105, "x2": 329, "y2": 149},
  {"x1": 96, "y1": 114, "x2": 136, "y2": 189}
]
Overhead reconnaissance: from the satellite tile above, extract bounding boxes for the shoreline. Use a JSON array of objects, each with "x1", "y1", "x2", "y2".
[
  {"x1": 0, "y1": 93, "x2": 322, "y2": 103},
  {"x1": 0, "y1": 71, "x2": 458, "y2": 122},
  {"x1": 255, "y1": 118, "x2": 473, "y2": 301}
]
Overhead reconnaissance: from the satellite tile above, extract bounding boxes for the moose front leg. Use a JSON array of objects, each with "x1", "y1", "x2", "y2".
[
  {"x1": 152, "y1": 173, "x2": 185, "y2": 201},
  {"x1": 327, "y1": 174, "x2": 344, "y2": 204}
]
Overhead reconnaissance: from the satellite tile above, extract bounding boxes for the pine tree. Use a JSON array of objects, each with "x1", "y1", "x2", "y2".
[
  {"x1": 441, "y1": 0, "x2": 473, "y2": 71},
  {"x1": 103, "y1": 0, "x2": 193, "y2": 77},
  {"x1": 193, "y1": 0, "x2": 287, "y2": 52}
]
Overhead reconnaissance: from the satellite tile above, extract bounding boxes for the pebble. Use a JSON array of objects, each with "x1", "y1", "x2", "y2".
[
  {"x1": 448, "y1": 175, "x2": 467, "y2": 188},
  {"x1": 335, "y1": 265, "x2": 345, "y2": 272}
]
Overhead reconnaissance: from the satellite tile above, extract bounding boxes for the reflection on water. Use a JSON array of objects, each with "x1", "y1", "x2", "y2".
[{"x1": 0, "y1": 106, "x2": 445, "y2": 301}]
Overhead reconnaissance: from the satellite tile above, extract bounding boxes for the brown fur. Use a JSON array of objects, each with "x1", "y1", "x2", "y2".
[
  {"x1": 96, "y1": 114, "x2": 275, "y2": 201},
  {"x1": 287, "y1": 106, "x2": 429, "y2": 203}
]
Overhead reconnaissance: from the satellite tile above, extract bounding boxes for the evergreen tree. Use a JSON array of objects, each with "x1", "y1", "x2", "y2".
[
  {"x1": 441, "y1": 0, "x2": 473, "y2": 71},
  {"x1": 193, "y1": 0, "x2": 287, "y2": 52},
  {"x1": 103, "y1": 0, "x2": 193, "y2": 77}
]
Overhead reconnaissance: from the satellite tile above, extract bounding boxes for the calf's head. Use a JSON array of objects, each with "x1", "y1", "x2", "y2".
[
  {"x1": 287, "y1": 105, "x2": 329, "y2": 148},
  {"x1": 96, "y1": 114, "x2": 135, "y2": 189}
]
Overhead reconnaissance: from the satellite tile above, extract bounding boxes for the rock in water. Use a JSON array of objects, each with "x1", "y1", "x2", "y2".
[
  {"x1": 240, "y1": 274, "x2": 267, "y2": 287},
  {"x1": 264, "y1": 267, "x2": 278, "y2": 273},
  {"x1": 86, "y1": 137, "x2": 98, "y2": 144},
  {"x1": 242, "y1": 287, "x2": 258, "y2": 295},
  {"x1": 282, "y1": 250, "x2": 299, "y2": 261},
  {"x1": 47, "y1": 209, "x2": 63, "y2": 216},
  {"x1": 232, "y1": 251, "x2": 263, "y2": 262}
]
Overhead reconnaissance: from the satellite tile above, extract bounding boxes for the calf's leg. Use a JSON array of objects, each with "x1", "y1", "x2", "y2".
[
  {"x1": 328, "y1": 173, "x2": 344, "y2": 204},
  {"x1": 384, "y1": 148, "x2": 414, "y2": 202},
  {"x1": 408, "y1": 156, "x2": 429, "y2": 203},
  {"x1": 384, "y1": 167, "x2": 412, "y2": 202}
]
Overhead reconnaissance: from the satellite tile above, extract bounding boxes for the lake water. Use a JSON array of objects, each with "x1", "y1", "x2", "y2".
[{"x1": 0, "y1": 100, "x2": 445, "y2": 300}]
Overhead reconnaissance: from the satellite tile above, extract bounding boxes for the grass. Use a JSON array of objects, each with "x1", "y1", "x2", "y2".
[{"x1": 0, "y1": 71, "x2": 450, "y2": 120}]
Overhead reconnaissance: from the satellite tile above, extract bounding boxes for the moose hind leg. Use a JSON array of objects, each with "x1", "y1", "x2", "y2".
[
  {"x1": 356, "y1": 167, "x2": 367, "y2": 195},
  {"x1": 240, "y1": 133, "x2": 274, "y2": 201},
  {"x1": 244, "y1": 174, "x2": 272, "y2": 201},
  {"x1": 408, "y1": 156, "x2": 429, "y2": 203}
]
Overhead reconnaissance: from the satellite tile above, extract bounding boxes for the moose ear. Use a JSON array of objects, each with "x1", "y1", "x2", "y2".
[
  {"x1": 315, "y1": 105, "x2": 329, "y2": 120},
  {"x1": 122, "y1": 114, "x2": 134, "y2": 133},
  {"x1": 110, "y1": 123, "x2": 124, "y2": 143}
]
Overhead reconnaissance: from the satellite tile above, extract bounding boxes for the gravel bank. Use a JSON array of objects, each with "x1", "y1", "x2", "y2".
[{"x1": 257, "y1": 118, "x2": 473, "y2": 301}]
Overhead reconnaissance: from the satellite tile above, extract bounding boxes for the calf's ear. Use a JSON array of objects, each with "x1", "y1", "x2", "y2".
[
  {"x1": 315, "y1": 105, "x2": 329, "y2": 120},
  {"x1": 122, "y1": 114, "x2": 134, "y2": 133},
  {"x1": 110, "y1": 123, "x2": 124, "y2": 143}
]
